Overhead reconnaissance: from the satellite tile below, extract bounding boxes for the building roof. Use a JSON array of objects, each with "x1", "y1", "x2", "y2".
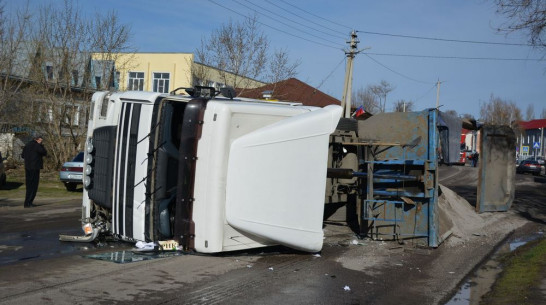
[
  {"x1": 237, "y1": 78, "x2": 341, "y2": 107},
  {"x1": 518, "y1": 119, "x2": 546, "y2": 130}
]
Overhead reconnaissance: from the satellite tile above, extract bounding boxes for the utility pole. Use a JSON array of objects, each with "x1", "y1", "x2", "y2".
[
  {"x1": 341, "y1": 30, "x2": 361, "y2": 118},
  {"x1": 540, "y1": 127, "x2": 544, "y2": 157},
  {"x1": 435, "y1": 78, "x2": 442, "y2": 109}
]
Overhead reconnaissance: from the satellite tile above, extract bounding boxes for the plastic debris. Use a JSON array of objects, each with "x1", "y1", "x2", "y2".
[
  {"x1": 268, "y1": 267, "x2": 274, "y2": 271},
  {"x1": 449, "y1": 271, "x2": 455, "y2": 274},
  {"x1": 344, "y1": 285, "x2": 351, "y2": 291},
  {"x1": 135, "y1": 241, "x2": 155, "y2": 250},
  {"x1": 313, "y1": 253, "x2": 321, "y2": 258},
  {"x1": 351, "y1": 240, "x2": 358, "y2": 245},
  {"x1": 246, "y1": 265, "x2": 253, "y2": 268}
]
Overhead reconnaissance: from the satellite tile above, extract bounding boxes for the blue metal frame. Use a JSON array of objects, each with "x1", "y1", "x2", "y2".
[{"x1": 360, "y1": 109, "x2": 439, "y2": 247}]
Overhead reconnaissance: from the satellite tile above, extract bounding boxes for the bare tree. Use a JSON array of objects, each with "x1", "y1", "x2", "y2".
[
  {"x1": 494, "y1": 0, "x2": 546, "y2": 51},
  {"x1": 480, "y1": 94, "x2": 523, "y2": 127},
  {"x1": 89, "y1": 10, "x2": 134, "y2": 90},
  {"x1": 352, "y1": 86, "x2": 379, "y2": 114},
  {"x1": 541, "y1": 108, "x2": 546, "y2": 119},
  {"x1": 1, "y1": 0, "x2": 132, "y2": 169},
  {"x1": 369, "y1": 80, "x2": 395, "y2": 113},
  {"x1": 266, "y1": 48, "x2": 300, "y2": 84},
  {"x1": 196, "y1": 16, "x2": 299, "y2": 93},
  {"x1": 444, "y1": 110, "x2": 458, "y2": 117},
  {"x1": 0, "y1": 1, "x2": 32, "y2": 118},
  {"x1": 525, "y1": 104, "x2": 535, "y2": 120},
  {"x1": 461, "y1": 113, "x2": 475, "y2": 120},
  {"x1": 196, "y1": 16, "x2": 267, "y2": 91},
  {"x1": 393, "y1": 99, "x2": 414, "y2": 112}
]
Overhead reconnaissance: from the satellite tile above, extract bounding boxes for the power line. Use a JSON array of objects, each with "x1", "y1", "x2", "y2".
[
  {"x1": 263, "y1": 0, "x2": 347, "y2": 39},
  {"x1": 207, "y1": 0, "x2": 341, "y2": 50},
  {"x1": 264, "y1": 1, "x2": 533, "y2": 47},
  {"x1": 316, "y1": 56, "x2": 345, "y2": 90},
  {"x1": 357, "y1": 30, "x2": 533, "y2": 47},
  {"x1": 413, "y1": 83, "x2": 438, "y2": 103},
  {"x1": 233, "y1": 0, "x2": 342, "y2": 45},
  {"x1": 364, "y1": 52, "x2": 544, "y2": 61},
  {"x1": 364, "y1": 54, "x2": 433, "y2": 85},
  {"x1": 277, "y1": 0, "x2": 353, "y2": 31},
  {"x1": 224, "y1": 0, "x2": 534, "y2": 48}
]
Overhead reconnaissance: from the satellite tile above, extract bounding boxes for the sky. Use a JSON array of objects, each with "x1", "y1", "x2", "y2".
[{"x1": 6, "y1": 0, "x2": 546, "y2": 119}]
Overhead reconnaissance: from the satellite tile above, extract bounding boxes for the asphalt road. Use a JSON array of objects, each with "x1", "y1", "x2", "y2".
[{"x1": 0, "y1": 166, "x2": 544, "y2": 305}]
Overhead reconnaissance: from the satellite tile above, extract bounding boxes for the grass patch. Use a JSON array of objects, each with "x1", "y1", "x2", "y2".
[
  {"x1": 0, "y1": 168, "x2": 81, "y2": 199},
  {"x1": 480, "y1": 237, "x2": 546, "y2": 305}
]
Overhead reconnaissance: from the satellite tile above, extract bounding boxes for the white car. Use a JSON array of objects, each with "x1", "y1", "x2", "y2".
[{"x1": 59, "y1": 152, "x2": 84, "y2": 191}]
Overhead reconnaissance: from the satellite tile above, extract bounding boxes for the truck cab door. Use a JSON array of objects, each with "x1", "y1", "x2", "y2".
[{"x1": 225, "y1": 105, "x2": 342, "y2": 252}]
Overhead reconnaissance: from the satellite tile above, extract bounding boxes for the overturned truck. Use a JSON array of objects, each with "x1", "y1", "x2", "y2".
[
  {"x1": 60, "y1": 87, "x2": 342, "y2": 253},
  {"x1": 61, "y1": 86, "x2": 516, "y2": 252}
]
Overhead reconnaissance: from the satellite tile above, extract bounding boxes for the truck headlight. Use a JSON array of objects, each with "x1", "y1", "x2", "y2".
[
  {"x1": 85, "y1": 154, "x2": 93, "y2": 164},
  {"x1": 83, "y1": 223, "x2": 93, "y2": 235},
  {"x1": 85, "y1": 165, "x2": 92, "y2": 175},
  {"x1": 86, "y1": 141, "x2": 94, "y2": 153}
]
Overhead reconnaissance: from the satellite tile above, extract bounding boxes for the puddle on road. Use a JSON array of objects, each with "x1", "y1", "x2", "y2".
[
  {"x1": 444, "y1": 232, "x2": 543, "y2": 305},
  {"x1": 85, "y1": 250, "x2": 184, "y2": 264}
]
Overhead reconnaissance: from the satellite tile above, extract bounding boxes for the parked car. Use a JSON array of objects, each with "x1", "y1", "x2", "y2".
[
  {"x1": 0, "y1": 152, "x2": 6, "y2": 186},
  {"x1": 59, "y1": 152, "x2": 84, "y2": 191},
  {"x1": 516, "y1": 160, "x2": 541, "y2": 176}
]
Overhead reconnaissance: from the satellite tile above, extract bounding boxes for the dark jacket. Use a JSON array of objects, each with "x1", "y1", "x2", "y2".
[{"x1": 22, "y1": 140, "x2": 47, "y2": 170}]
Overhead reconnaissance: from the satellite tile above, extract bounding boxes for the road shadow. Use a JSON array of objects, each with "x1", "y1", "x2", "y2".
[
  {"x1": 0, "y1": 181, "x2": 23, "y2": 190},
  {"x1": 443, "y1": 185, "x2": 477, "y2": 208},
  {"x1": 511, "y1": 183, "x2": 546, "y2": 224}
]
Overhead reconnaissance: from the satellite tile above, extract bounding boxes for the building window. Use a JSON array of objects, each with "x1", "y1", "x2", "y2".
[
  {"x1": 128, "y1": 72, "x2": 145, "y2": 91},
  {"x1": 153, "y1": 72, "x2": 170, "y2": 93},
  {"x1": 64, "y1": 105, "x2": 80, "y2": 126},
  {"x1": 95, "y1": 76, "x2": 101, "y2": 89},
  {"x1": 46, "y1": 65, "x2": 53, "y2": 80},
  {"x1": 72, "y1": 70, "x2": 79, "y2": 86},
  {"x1": 115, "y1": 71, "x2": 120, "y2": 89}
]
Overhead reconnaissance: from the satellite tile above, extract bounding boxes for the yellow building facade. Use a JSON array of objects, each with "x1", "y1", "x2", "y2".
[{"x1": 91, "y1": 52, "x2": 265, "y2": 93}]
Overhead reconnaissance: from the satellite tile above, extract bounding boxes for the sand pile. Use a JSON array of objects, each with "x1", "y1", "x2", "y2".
[{"x1": 438, "y1": 184, "x2": 491, "y2": 246}]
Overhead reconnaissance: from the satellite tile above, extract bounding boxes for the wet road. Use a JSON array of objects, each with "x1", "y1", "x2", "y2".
[
  {"x1": 0, "y1": 165, "x2": 544, "y2": 305},
  {"x1": 0, "y1": 198, "x2": 130, "y2": 266}
]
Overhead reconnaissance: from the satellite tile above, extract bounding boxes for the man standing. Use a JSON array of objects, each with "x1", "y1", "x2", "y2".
[
  {"x1": 472, "y1": 151, "x2": 479, "y2": 167},
  {"x1": 22, "y1": 135, "x2": 47, "y2": 208}
]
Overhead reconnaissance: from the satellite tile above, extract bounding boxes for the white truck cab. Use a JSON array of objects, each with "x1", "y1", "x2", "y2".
[{"x1": 62, "y1": 87, "x2": 341, "y2": 253}]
